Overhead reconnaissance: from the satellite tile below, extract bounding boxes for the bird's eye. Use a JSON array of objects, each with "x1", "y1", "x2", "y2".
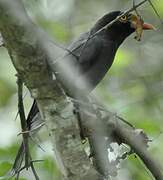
[{"x1": 119, "y1": 15, "x2": 128, "y2": 22}]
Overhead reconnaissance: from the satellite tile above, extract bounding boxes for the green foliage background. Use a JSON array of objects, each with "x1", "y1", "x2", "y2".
[{"x1": 0, "y1": 0, "x2": 163, "y2": 179}]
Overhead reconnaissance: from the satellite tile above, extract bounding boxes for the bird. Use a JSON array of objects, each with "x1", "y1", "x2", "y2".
[
  {"x1": 9, "y1": 11, "x2": 154, "y2": 176},
  {"x1": 56, "y1": 11, "x2": 154, "y2": 96}
]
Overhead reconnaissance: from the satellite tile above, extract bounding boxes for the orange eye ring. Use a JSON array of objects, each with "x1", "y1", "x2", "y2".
[{"x1": 120, "y1": 15, "x2": 127, "y2": 22}]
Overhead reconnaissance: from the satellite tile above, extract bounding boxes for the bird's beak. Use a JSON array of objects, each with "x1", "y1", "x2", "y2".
[
  {"x1": 142, "y1": 23, "x2": 156, "y2": 30},
  {"x1": 130, "y1": 14, "x2": 155, "y2": 30},
  {"x1": 130, "y1": 14, "x2": 155, "y2": 41}
]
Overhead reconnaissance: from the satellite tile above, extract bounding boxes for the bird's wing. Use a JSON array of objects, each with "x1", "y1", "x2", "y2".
[
  {"x1": 6, "y1": 101, "x2": 42, "y2": 178},
  {"x1": 68, "y1": 32, "x2": 103, "y2": 73},
  {"x1": 5, "y1": 143, "x2": 24, "y2": 178},
  {"x1": 26, "y1": 100, "x2": 39, "y2": 128},
  {"x1": 68, "y1": 32, "x2": 90, "y2": 53}
]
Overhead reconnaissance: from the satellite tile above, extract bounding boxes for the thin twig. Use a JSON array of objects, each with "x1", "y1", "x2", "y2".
[
  {"x1": 30, "y1": 156, "x2": 40, "y2": 180},
  {"x1": 16, "y1": 172, "x2": 20, "y2": 180},
  {"x1": 30, "y1": 136, "x2": 46, "y2": 152},
  {"x1": 17, "y1": 78, "x2": 41, "y2": 180},
  {"x1": 17, "y1": 77, "x2": 30, "y2": 169},
  {"x1": 115, "y1": 121, "x2": 163, "y2": 180},
  {"x1": 17, "y1": 122, "x2": 45, "y2": 136},
  {"x1": 52, "y1": 0, "x2": 149, "y2": 66},
  {"x1": 31, "y1": 160, "x2": 44, "y2": 163},
  {"x1": 136, "y1": 155, "x2": 155, "y2": 180},
  {"x1": 78, "y1": 30, "x2": 92, "y2": 58},
  {"x1": 70, "y1": 97, "x2": 134, "y2": 128},
  {"x1": 14, "y1": 91, "x2": 28, "y2": 122},
  {"x1": 133, "y1": 0, "x2": 140, "y2": 17},
  {"x1": 147, "y1": 0, "x2": 163, "y2": 24},
  {"x1": 12, "y1": 158, "x2": 41, "y2": 180},
  {"x1": 87, "y1": 0, "x2": 148, "y2": 39}
]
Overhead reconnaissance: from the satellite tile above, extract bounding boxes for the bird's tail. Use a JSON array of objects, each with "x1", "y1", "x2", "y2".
[
  {"x1": 6, "y1": 143, "x2": 24, "y2": 178},
  {"x1": 3, "y1": 100, "x2": 43, "y2": 178}
]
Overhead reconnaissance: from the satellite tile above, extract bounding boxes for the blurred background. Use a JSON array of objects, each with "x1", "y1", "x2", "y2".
[{"x1": 0, "y1": 0, "x2": 163, "y2": 179}]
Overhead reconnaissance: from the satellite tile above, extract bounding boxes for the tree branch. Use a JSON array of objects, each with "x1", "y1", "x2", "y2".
[
  {"x1": 0, "y1": 0, "x2": 163, "y2": 180},
  {"x1": 71, "y1": 98, "x2": 163, "y2": 180},
  {"x1": 0, "y1": 0, "x2": 99, "y2": 179},
  {"x1": 105, "y1": 114, "x2": 163, "y2": 180}
]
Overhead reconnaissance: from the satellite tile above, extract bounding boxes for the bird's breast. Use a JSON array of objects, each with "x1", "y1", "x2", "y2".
[{"x1": 80, "y1": 41, "x2": 117, "y2": 90}]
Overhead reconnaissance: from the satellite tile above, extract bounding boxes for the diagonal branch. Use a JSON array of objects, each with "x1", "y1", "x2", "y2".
[
  {"x1": 49, "y1": 0, "x2": 149, "y2": 66},
  {"x1": 147, "y1": 0, "x2": 163, "y2": 24},
  {"x1": 17, "y1": 77, "x2": 30, "y2": 169},
  {"x1": 115, "y1": 124, "x2": 163, "y2": 180},
  {"x1": 89, "y1": 0, "x2": 148, "y2": 39},
  {"x1": 0, "y1": 0, "x2": 100, "y2": 179},
  {"x1": 0, "y1": 0, "x2": 163, "y2": 180},
  {"x1": 105, "y1": 114, "x2": 163, "y2": 180},
  {"x1": 72, "y1": 96, "x2": 163, "y2": 180}
]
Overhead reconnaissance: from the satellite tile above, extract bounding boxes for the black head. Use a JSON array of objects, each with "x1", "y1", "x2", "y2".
[{"x1": 92, "y1": 11, "x2": 154, "y2": 46}]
